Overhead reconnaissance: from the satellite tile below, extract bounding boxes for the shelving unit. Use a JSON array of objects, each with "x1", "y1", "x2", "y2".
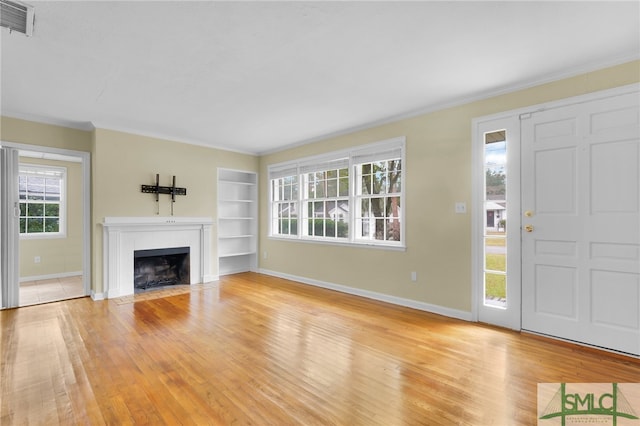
[{"x1": 217, "y1": 169, "x2": 258, "y2": 276}]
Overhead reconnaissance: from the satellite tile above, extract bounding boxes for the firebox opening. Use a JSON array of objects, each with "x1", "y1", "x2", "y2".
[{"x1": 134, "y1": 246, "x2": 190, "y2": 293}]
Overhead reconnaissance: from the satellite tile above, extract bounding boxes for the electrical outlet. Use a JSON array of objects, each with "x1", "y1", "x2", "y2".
[
  {"x1": 263, "y1": 251, "x2": 268, "y2": 259},
  {"x1": 411, "y1": 271, "x2": 417, "y2": 282},
  {"x1": 34, "y1": 256, "x2": 41, "y2": 263}
]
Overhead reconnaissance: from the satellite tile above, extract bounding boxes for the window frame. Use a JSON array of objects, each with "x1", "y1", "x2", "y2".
[
  {"x1": 268, "y1": 137, "x2": 405, "y2": 250},
  {"x1": 271, "y1": 174, "x2": 299, "y2": 238},
  {"x1": 301, "y1": 165, "x2": 350, "y2": 241},
  {"x1": 353, "y1": 158, "x2": 403, "y2": 244},
  {"x1": 19, "y1": 164, "x2": 67, "y2": 239}
]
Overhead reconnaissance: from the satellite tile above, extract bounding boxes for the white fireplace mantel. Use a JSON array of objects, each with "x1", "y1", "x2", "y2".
[{"x1": 102, "y1": 216, "x2": 214, "y2": 298}]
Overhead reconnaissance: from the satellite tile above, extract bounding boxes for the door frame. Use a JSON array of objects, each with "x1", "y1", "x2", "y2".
[
  {"x1": 0, "y1": 141, "x2": 91, "y2": 307},
  {"x1": 471, "y1": 82, "x2": 640, "y2": 331}
]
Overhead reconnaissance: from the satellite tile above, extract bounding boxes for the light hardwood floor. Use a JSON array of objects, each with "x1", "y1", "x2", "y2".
[{"x1": 1, "y1": 272, "x2": 638, "y2": 425}]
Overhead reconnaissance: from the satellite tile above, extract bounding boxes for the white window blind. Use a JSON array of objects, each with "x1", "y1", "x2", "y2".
[
  {"x1": 299, "y1": 158, "x2": 350, "y2": 175},
  {"x1": 269, "y1": 166, "x2": 298, "y2": 180},
  {"x1": 352, "y1": 147, "x2": 403, "y2": 164},
  {"x1": 19, "y1": 165, "x2": 65, "y2": 178}
]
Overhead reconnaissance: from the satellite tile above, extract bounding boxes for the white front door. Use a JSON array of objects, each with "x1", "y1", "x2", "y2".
[{"x1": 521, "y1": 90, "x2": 640, "y2": 356}]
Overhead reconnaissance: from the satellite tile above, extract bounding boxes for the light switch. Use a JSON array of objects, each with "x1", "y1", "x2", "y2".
[{"x1": 455, "y1": 202, "x2": 467, "y2": 214}]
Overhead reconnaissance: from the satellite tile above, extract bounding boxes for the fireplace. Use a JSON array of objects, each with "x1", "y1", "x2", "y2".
[
  {"x1": 101, "y1": 217, "x2": 214, "y2": 299},
  {"x1": 134, "y1": 246, "x2": 190, "y2": 292}
]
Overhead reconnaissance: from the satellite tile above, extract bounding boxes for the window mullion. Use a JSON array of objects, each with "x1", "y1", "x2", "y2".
[
  {"x1": 296, "y1": 168, "x2": 302, "y2": 238},
  {"x1": 349, "y1": 157, "x2": 356, "y2": 244}
]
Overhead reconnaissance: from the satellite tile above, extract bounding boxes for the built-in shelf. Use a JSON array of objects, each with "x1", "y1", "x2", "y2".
[
  {"x1": 219, "y1": 180, "x2": 256, "y2": 185},
  {"x1": 217, "y1": 169, "x2": 257, "y2": 276},
  {"x1": 219, "y1": 251, "x2": 256, "y2": 258}
]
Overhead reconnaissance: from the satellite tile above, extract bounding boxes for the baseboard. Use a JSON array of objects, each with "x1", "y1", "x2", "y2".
[
  {"x1": 20, "y1": 271, "x2": 83, "y2": 283},
  {"x1": 202, "y1": 274, "x2": 218, "y2": 283},
  {"x1": 258, "y1": 268, "x2": 473, "y2": 322},
  {"x1": 91, "y1": 291, "x2": 105, "y2": 301}
]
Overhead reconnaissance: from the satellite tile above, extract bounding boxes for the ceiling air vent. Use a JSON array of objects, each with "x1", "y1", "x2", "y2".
[{"x1": 1, "y1": 0, "x2": 34, "y2": 36}]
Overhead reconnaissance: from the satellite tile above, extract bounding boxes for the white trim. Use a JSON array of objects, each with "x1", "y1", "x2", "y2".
[
  {"x1": 472, "y1": 83, "x2": 640, "y2": 129},
  {"x1": 102, "y1": 216, "x2": 214, "y2": 226},
  {"x1": 89, "y1": 121, "x2": 258, "y2": 156},
  {"x1": 259, "y1": 268, "x2": 472, "y2": 322},
  {"x1": 20, "y1": 271, "x2": 82, "y2": 283},
  {"x1": 3, "y1": 55, "x2": 637, "y2": 157},
  {"x1": 90, "y1": 290, "x2": 105, "y2": 301},
  {"x1": 19, "y1": 232, "x2": 67, "y2": 240},
  {"x1": 1, "y1": 112, "x2": 259, "y2": 156},
  {"x1": 259, "y1": 56, "x2": 640, "y2": 155},
  {"x1": 102, "y1": 216, "x2": 214, "y2": 298},
  {"x1": 267, "y1": 235, "x2": 406, "y2": 251}
]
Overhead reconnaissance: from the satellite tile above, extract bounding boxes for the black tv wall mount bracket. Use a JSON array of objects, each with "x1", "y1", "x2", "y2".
[{"x1": 141, "y1": 174, "x2": 187, "y2": 215}]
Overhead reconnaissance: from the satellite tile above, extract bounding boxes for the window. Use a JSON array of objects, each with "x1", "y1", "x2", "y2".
[
  {"x1": 483, "y1": 130, "x2": 507, "y2": 308},
  {"x1": 271, "y1": 174, "x2": 299, "y2": 236},
  {"x1": 269, "y1": 137, "x2": 405, "y2": 248},
  {"x1": 302, "y1": 163, "x2": 350, "y2": 239},
  {"x1": 355, "y1": 158, "x2": 402, "y2": 242},
  {"x1": 19, "y1": 165, "x2": 66, "y2": 237}
]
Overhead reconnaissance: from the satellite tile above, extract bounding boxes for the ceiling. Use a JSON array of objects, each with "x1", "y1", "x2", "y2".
[{"x1": 1, "y1": 1, "x2": 639, "y2": 155}]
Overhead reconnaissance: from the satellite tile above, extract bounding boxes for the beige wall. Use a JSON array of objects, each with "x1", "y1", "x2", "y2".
[
  {"x1": 0, "y1": 117, "x2": 91, "y2": 152},
  {"x1": 2, "y1": 117, "x2": 259, "y2": 295},
  {"x1": 91, "y1": 128, "x2": 259, "y2": 294},
  {"x1": 2, "y1": 59, "x2": 639, "y2": 306},
  {"x1": 19, "y1": 158, "x2": 84, "y2": 278},
  {"x1": 258, "y1": 60, "x2": 640, "y2": 314}
]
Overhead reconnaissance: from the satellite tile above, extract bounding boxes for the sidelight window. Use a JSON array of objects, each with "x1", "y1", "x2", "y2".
[{"x1": 483, "y1": 131, "x2": 507, "y2": 308}]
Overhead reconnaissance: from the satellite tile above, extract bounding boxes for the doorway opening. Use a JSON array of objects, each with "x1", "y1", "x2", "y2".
[
  {"x1": 17, "y1": 151, "x2": 86, "y2": 306},
  {"x1": 1, "y1": 143, "x2": 90, "y2": 309}
]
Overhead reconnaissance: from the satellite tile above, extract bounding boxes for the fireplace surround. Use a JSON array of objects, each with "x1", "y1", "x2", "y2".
[{"x1": 102, "y1": 217, "x2": 214, "y2": 298}]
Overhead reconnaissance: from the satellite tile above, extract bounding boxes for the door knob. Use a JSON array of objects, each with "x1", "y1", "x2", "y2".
[{"x1": 524, "y1": 225, "x2": 534, "y2": 233}]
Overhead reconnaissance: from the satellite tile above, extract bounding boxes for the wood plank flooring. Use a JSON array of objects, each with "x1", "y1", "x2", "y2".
[{"x1": 1, "y1": 272, "x2": 638, "y2": 425}]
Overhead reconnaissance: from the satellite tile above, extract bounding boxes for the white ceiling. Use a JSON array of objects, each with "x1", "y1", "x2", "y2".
[{"x1": 1, "y1": 1, "x2": 639, "y2": 155}]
